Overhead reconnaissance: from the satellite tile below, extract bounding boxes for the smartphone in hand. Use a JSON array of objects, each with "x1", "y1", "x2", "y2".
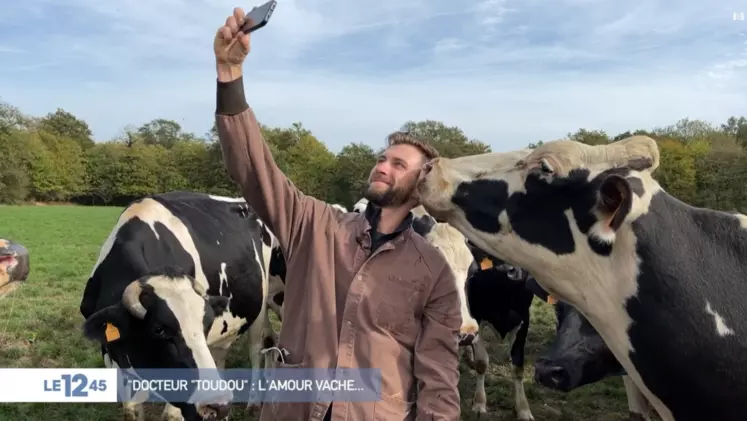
[{"x1": 241, "y1": 0, "x2": 277, "y2": 33}]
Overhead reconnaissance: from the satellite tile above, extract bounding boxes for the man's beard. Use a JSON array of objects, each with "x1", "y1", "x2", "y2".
[{"x1": 363, "y1": 181, "x2": 415, "y2": 207}]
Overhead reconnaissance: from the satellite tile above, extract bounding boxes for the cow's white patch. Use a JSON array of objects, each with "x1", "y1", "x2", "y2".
[
  {"x1": 424, "y1": 221, "x2": 479, "y2": 335},
  {"x1": 331, "y1": 204, "x2": 347, "y2": 213},
  {"x1": 705, "y1": 301, "x2": 735, "y2": 337},
  {"x1": 218, "y1": 263, "x2": 228, "y2": 296},
  {"x1": 207, "y1": 195, "x2": 246, "y2": 203},
  {"x1": 353, "y1": 198, "x2": 368, "y2": 213},
  {"x1": 148, "y1": 276, "x2": 216, "y2": 372},
  {"x1": 736, "y1": 213, "x2": 747, "y2": 230},
  {"x1": 623, "y1": 375, "x2": 650, "y2": 418}
]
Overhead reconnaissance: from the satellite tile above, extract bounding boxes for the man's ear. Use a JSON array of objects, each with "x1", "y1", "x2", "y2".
[
  {"x1": 595, "y1": 174, "x2": 633, "y2": 236},
  {"x1": 207, "y1": 295, "x2": 229, "y2": 316},
  {"x1": 82, "y1": 304, "x2": 132, "y2": 344}
]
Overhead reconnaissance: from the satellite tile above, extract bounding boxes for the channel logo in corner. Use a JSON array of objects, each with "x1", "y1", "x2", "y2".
[{"x1": 0, "y1": 368, "x2": 118, "y2": 402}]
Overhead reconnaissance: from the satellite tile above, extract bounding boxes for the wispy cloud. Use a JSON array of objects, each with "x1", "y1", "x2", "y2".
[{"x1": 0, "y1": 0, "x2": 744, "y2": 152}]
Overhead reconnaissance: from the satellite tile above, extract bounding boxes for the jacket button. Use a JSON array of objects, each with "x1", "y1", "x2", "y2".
[{"x1": 357, "y1": 276, "x2": 362, "y2": 280}]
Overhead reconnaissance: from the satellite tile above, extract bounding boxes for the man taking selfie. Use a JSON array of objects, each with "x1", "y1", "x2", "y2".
[{"x1": 213, "y1": 7, "x2": 462, "y2": 421}]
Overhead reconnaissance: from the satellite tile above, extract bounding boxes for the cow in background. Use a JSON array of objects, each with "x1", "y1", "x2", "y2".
[
  {"x1": 0, "y1": 238, "x2": 29, "y2": 299},
  {"x1": 80, "y1": 191, "x2": 275, "y2": 421}
]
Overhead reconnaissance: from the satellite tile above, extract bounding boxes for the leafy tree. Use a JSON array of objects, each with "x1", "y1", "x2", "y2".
[{"x1": 37, "y1": 108, "x2": 95, "y2": 150}]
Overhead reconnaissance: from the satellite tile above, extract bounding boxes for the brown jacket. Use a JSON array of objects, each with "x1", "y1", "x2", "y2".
[{"x1": 215, "y1": 77, "x2": 462, "y2": 421}]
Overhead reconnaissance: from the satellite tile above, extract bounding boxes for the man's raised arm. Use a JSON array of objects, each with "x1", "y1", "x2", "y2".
[{"x1": 213, "y1": 7, "x2": 318, "y2": 256}]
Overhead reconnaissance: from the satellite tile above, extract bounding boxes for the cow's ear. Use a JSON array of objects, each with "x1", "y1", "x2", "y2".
[
  {"x1": 82, "y1": 304, "x2": 131, "y2": 344},
  {"x1": 592, "y1": 174, "x2": 633, "y2": 242},
  {"x1": 207, "y1": 295, "x2": 229, "y2": 316}
]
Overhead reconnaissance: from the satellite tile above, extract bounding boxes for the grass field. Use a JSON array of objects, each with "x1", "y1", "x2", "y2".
[{"x1": 0, "y1": 205, "x2": 651, "y2": 420}]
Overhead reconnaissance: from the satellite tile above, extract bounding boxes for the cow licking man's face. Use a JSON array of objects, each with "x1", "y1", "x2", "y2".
[{"x1": 416, "y1": 136, "x2": 660, "y2": 305}]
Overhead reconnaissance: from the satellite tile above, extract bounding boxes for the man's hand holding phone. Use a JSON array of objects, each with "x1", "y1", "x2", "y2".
[
  {"x1": 214, "y1": 2, "x2": 276, "y2": 82},
  {"x1": 214, "y1": 7, "x2": 252, "y2": 82}
]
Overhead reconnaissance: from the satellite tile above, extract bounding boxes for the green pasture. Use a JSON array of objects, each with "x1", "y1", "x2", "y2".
[{"x1": 0, "y1": 205, "x2": 654, "y2": 420}]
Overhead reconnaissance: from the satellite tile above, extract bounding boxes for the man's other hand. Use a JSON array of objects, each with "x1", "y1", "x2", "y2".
[{"x1": 214, "y1": 7, "x2": 251, "y2": 81}]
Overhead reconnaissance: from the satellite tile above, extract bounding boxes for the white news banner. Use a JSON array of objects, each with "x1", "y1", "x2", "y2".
[{"x1": 0, "y1": 368, "x2": 119, "y2": 402}]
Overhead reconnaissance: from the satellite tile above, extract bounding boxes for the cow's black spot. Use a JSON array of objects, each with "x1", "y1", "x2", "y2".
[
  {"x1": 625, "y1": 192, "x2": 747, "y2": 420},
  {"x1": 411, "y1": 214, "x2": 436, "y2": 237},
  {"x1": 452, "y1": 179, "x2": 508, "y2": 234},
  {"x1": 221, "y1": 321, "x2": 228, "y2": 334},
  {"x1": 238, "y1": 322, "x2": 251, "y2": 335},
  {"x1": 587, "y1": 237, "x2": 612, "y2": 256},
  {"x1": 627, "y1": 178, "x2": 645, "y2": 197}
]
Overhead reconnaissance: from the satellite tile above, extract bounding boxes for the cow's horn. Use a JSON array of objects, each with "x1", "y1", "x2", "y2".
[
  {"x1": 122, "y1": 280, "x2": 147, "y2": 319},
  {"x1": 192, "y1": 280, "x2": 207, "y2": 297}
]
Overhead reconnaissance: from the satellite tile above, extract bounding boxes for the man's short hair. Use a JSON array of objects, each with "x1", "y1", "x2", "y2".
[{"x1": 386, "y1": 131, "x2": 440, "y2": 162}]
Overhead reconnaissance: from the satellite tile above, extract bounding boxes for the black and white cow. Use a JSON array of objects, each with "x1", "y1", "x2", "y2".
[
  {"x1": 462, "y1": 247, "x2": 543, "y2": 420},
  {"x1": 417, "y1": 135, "x2": 747, "y2": 421},
  {"x1": 79, "y1": 191, "x2": 276, "y2": 421},
  {"x1": 0, "y1": 238, "x2": 29, "y2": 299},
  {"x1": 535, "y1": 300, "x2": 652, "y2": 421}
]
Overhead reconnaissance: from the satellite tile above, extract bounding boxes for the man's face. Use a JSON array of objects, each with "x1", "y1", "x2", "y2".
[{"x1": 364, "y1": 144, "x2": 425, "y2": 207}]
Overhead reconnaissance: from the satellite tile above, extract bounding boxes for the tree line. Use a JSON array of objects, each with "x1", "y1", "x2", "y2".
[{"x1": 1, "y1": 100, "x2": 746, "y2": 213}]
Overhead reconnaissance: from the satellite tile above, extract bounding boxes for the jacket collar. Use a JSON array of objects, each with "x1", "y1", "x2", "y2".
[{"x1": 357, "y1": 200, "x2": 414, "y2": 247}]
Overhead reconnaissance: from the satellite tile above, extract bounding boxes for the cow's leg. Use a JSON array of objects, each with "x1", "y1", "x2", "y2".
[
  {"x1": 624, "y1": 375, "x2": 651, "y2": 421},
  {"x1": 509, "y1": 319, "x2": 534, "y2": 421},
  {"x1": 211, "y1": 343, "x2": 232, "y2": 370},
  {"x1": 471, "y1": 337, "x2": 489, "y2": 416},
  {"x1": 262, "y1": 315, "x2": 279, "y2": 370},
  {"x1": 245, "y1": 312, "x2": 268, "y2": 415},
  {"x1": 104, "y1": 350, "x2": 145, "y2": 421},
  {"x1": 161, "y1": 404, "x2": 184, "y2": 421},
  {"x1": 461, "y1": 342, "x2": 476, "y2": 370}
]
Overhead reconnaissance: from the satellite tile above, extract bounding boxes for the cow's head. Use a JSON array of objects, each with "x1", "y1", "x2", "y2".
[
  {"x1": 82, "y1": 270, "x2": 232, "y2": 420},
  {"x1": 0, "y1": 238, "x2": 30, "y2": 299},
  {"x1": 464, "y1": 253, "x2": 535, "y2": 336},
  {"x1": 417, "y1": 135, "x2": 660, "y2": 308},
  {"x1": 534, "y1": 300, "x2": 625, "y2": 392}
]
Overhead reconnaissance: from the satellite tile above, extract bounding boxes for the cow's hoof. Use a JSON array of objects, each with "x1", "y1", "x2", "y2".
[
  {"x1": 123, "y1": 408, "x2": 144, "y2": 421},
  {"x1": 471, "y1": 402, "x2": 487, "y2": 414},
  {"x1": 516, "y1": 410, "x2": 534, "y2": 421},
  {"x1": 161, "y1": 413, "x2": 184, "y2": 421},
  {"x1": 246, "y1": 402, "x2": 262, "y2": 415},
  {"x1": 628, "y1": 412, "x2": 648, "y2": 421}
]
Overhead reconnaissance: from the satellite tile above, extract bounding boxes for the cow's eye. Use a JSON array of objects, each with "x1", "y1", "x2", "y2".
[
  {"x1": 507, "y1": 267, "x2": 523, "y2": 280},
  {"x1": 152, "y1": 325, "x2": 165, "y2": 337}
]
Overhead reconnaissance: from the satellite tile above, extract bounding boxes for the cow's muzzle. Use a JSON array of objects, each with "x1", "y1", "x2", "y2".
[
  {"x1": 458, "y1": 332, "x2": 478, "y2": 346},
  {"x1": 197, "y1": 402, "x2": 232, "y2": 420},
  {"x1": 0, "y1": 240, "x2": 30, "y2": 298}
]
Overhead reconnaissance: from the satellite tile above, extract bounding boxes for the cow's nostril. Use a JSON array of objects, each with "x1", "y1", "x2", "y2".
[{"x1": 458, "y1": 333, "x2": 476, "y2": 346}]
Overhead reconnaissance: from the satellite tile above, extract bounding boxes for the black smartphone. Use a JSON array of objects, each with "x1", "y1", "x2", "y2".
[{"x1": 240, "y1": 0, "x2": 277, "y2": 34}]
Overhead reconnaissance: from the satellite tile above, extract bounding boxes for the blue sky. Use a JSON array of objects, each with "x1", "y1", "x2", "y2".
[{"x1": 1, "y1": 0, "x2": 746, "y2": 153}]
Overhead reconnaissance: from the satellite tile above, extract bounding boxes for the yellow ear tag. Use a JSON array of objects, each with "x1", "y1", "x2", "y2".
[
  {"x1": 479, "y1": 257, "x2": 493, "y2": 270},
  {"x1": 547, "y1": 296, "x2": 557, "y2": 305},
  {"x1": 105, "y1": 323, "x2": 121, "y2": 342}
]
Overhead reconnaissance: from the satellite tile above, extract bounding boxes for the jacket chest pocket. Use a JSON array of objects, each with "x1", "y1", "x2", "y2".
[{"x1": 374, "y1": 274, "x2": 426, "y2": 337}]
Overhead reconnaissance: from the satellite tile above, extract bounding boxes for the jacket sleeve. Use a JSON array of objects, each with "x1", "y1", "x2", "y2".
[
  {"x1": 413, "y1": 263, "x2": 462, "y2": 421},
  {"x1": 214, "y1": 76, "x2": 331, "y2": 260}
]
